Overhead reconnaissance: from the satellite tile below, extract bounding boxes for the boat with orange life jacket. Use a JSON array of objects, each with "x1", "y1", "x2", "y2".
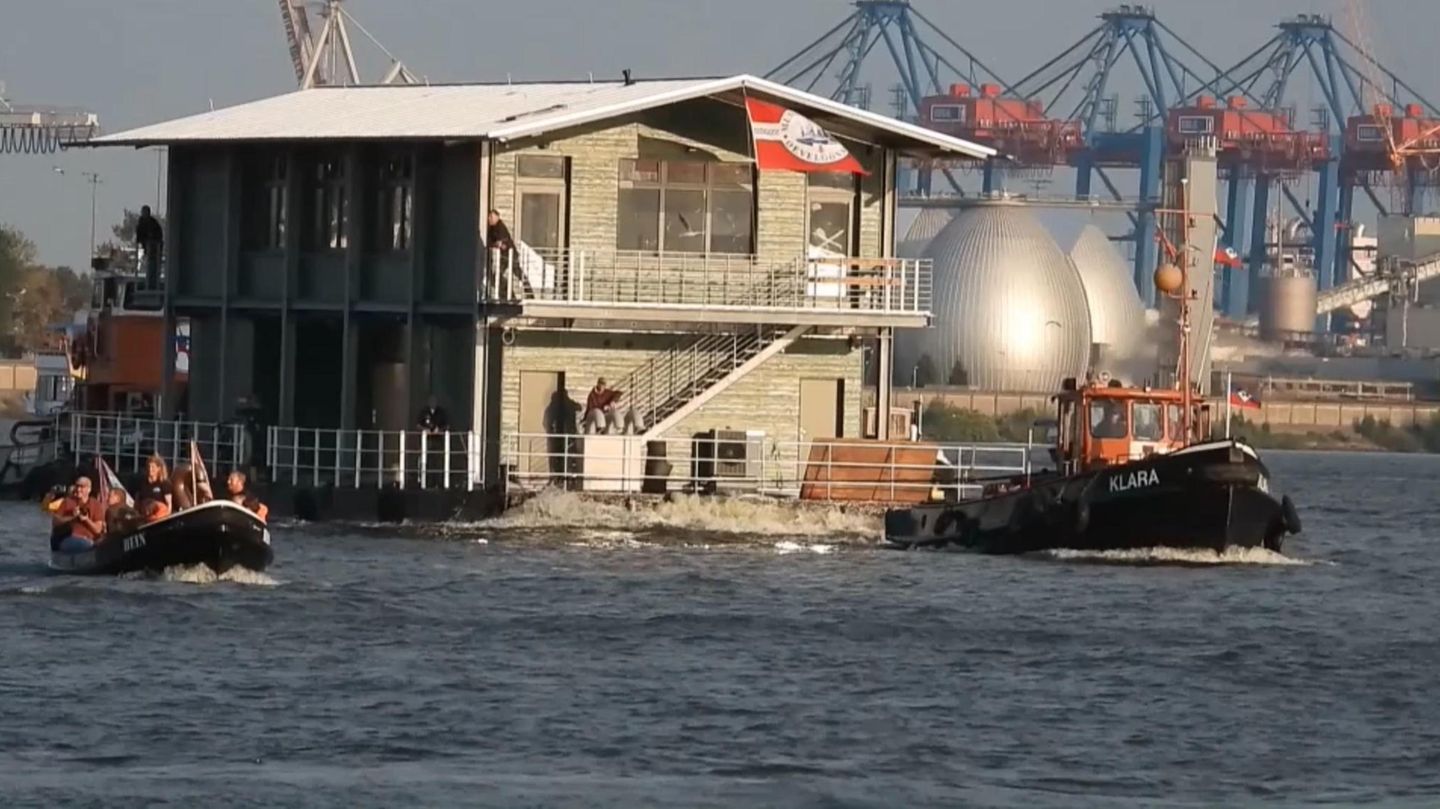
[{"x1": 49, "y1": 499, "x2": 273, "y2": 575}]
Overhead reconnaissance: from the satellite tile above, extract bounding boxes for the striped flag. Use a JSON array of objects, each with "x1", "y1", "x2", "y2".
[
  {"x1": 1229, "y1": 388, "x2": 1262, "y2": 410},
  {"x1": 1214, "y1": 244, "x2": 1243, "y2": 268},
  {"x1": 190, "y1": 440, "x2": 211, "y2": 501},
  {"x1": 745, "y1": 97, "x2": 868, "y2": 175},
  {"x1": 96, "y1": 456, "x2": 133, "y2": 509}
]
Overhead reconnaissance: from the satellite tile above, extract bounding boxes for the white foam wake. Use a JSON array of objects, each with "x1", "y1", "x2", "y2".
[
  {"x1": 1035, "y1": 546, "x2": 1313, "y2": 566},
  {"x1": 487, "y1": 489, "x2": 880, "y2": 539},
  {"x1": 120, "y1": 564, "x2": 280, "y2": 585},
  {"x1": 773, "y1": 541, "x2": 837, "y2": 555}
]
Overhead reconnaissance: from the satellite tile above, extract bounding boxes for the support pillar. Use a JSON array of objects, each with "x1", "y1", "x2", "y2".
[
  {"x1": 1075, "y1": 151, "x2": 1094, "y2": 199},
  {"x1": 1222, "y1": 171, "x2": 1252, "y2": 317},
  {"x1": 1332, "y1": 178, "x2": 1357, "y2": 332},
  {"x1": 1312, "y1": 146, "x2": 1340, "y2": 333},
  {"x1": 1247, "y1": 174, "x2": 1271, "y2": 316},
  {"x1": 981, "y1": 158, "x2": 998, "y2": 195},
  {"x1": 875, "y1": 329, "x2": 893, "y2": 441},
  {"x1": 160, "y1": 148, "x2": 182, "y2": 419},
  {"x1": 1131, "y1": 126, "x2": 1164, "y2": 305}
]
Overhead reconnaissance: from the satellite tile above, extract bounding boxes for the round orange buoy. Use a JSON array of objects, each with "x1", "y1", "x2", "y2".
[{"x1": 1154, "y1": 263, "x2": 1184, "y2": 295}]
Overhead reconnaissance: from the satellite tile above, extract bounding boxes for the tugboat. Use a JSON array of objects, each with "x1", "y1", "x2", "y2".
[{"x1": 885, "y1": 204, "x2": 1302, "y2": 555}]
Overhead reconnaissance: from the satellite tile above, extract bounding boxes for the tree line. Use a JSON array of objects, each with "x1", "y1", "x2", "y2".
[{"x1": 0, "y1": 210, "x2": 155, "y2": 357}]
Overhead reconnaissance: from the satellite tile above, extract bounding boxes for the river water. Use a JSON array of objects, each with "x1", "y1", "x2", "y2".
[{"x1": 2, "y1": 451, "x2": 1437, "y2": 808}]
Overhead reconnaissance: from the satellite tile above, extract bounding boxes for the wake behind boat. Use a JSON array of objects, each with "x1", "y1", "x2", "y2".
[{"x1": 49, "y1": 500, "x2": 272, "y2": 576}]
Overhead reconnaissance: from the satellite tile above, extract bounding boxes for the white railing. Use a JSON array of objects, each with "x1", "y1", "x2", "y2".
[
  {"x1": 267, "y1": 427, "x2": 482, "y2": 490},
  {"x1": 483, "y1": 246, "x2": 932, "y2": 315},
  {"x1": 66, "y1": 412, "x2": 250, "y2": 476},
  {"x1": 501, "y1": 432, "x2": 1032, "y2": 503}
]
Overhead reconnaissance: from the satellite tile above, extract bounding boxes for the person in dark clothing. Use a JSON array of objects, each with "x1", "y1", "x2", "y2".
[
  {"x1": 225, "y1": 470, "x2": 269, "y2": 522},
  {"x1": 135, "y1": 453, "x2": 174, "y2": 522},
  {"x1": 135, "y1": 205, "x2": 164, "y2": 288},
  {"x1": 104, "y1": 487, "x2": 143, "y2": 538},
  {"x1": 486, "y1": 209, "x2": 527, "y2": 298},
  {"x1": 417, "y1": 396, "x2": 449, "y2": 433}
]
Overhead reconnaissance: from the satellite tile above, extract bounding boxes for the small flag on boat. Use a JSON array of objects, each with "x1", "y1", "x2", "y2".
[
  {"x1": 190, "y1": 440, "x2": 211, "y2": 499},
  {"x1": 96, "y1": 456, "x2": 133, "y2": 508},
  {"x1": 1229, "y1": 388, "x2": 1262, "y2": 410},
  {"x1": 1214, "y1": 244, "x2": 1243, "y2": 268},
  {"x1": 745, "y1": 97, "x2": 868, "y2": 175}
]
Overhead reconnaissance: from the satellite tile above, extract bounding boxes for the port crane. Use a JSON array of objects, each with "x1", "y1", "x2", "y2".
[
  {"x1": 0, "y1": 81, "x2": 98, "y2": 155},
  {"x1": 278, "y1": 0, "x2": 418, "y2": 89}
]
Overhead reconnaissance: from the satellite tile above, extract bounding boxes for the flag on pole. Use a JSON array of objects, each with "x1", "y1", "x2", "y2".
[
  {"x1": 1214, "y1": 244, "x2": 1243, "y2": 268},
  {"x1": 190, "y1": 440, "x2": 211, "y2": 502},
  {"x1": 745, "y1": 97, "x2": 868, "y2": 175},
  {"x1": 96, "y1": 456, "x2": 133, "y2": 509},
  {"x1": 1229, "y1": 387, "x2": 1262, "y2": 411}
]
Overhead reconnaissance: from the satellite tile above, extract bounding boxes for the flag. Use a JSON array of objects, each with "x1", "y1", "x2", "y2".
[
  {"x1": 96, "y1": 456, "x2": 133, "y2": 509},
  {"x1": 745, "y1": 97, "x2": 868, "y2": 175},
  {"x1": 190, "y1": 440, "x2": 211, "y2": 501},
  {"x1": 1229, "y1": 388, "x2": 1262, "y2": 410},
  {"x1": 1214, "y1": 244, "x2": 1243, "y2": 268}
]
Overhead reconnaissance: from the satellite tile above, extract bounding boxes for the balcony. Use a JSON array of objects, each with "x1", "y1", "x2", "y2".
[{"x1": 481, "y1": 246, "x2": 933, "y2": 328}]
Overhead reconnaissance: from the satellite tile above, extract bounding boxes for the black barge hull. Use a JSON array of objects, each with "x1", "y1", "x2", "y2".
[
  {"x1": 50, "y1": 501, "x2": 273, "y2": 575},
  {"x1": 885, "y1": 440, "x2": 1301, "y2": 554}
]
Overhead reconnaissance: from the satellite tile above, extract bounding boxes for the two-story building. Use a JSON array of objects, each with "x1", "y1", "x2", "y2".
[{"x1": 93, "y1": 74, "x2": 992, "y2": 505}]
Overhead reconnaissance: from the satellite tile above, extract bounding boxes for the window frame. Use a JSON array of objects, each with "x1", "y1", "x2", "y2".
[
  {"x1": 616, "y1": 158, "x2": 755, "y2": 255},
  {"x1": 806, "y1": 171, "x2": 859, "y2": 257},
  {"x1": 514, "y1": 154, "x2": 570, "y2": 254},
  {"x1": 374, "y1": 150, "x2": 415, "y2": 253},
  {"x1": 306, "y1": 154, "x2": 349, "y2": 252}
]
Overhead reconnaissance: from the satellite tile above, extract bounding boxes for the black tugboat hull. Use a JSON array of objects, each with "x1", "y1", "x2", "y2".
[
  {"x1": 884, "y1": 441, "x2": 1300, "y2": 555},
  {"x1": 49, "y1": 501, "x2": 273, "y2": 576}
]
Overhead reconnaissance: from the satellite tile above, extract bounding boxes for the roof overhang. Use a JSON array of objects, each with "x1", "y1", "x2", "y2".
[{"x1": 88, "y1": 74, "x2": 994, "y2": 161}]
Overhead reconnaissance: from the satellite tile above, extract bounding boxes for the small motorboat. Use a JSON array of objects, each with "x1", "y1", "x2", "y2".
[{"x1": 50, "y1": 500, "x2": 273, "y2": 576}]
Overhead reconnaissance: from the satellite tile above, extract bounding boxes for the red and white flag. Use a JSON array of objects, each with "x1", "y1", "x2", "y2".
[
  {"x1": 1214, "y1": 244, "x2": 1243, "y2": 269},
  {"x1": 745, "y1": 97, "x2": 868, "y2": 175},
  {"x1": 96, "y1": 456, "x2": 133, "y2": 509},
  {"x1": 1229, "y1": 388, "x2": 1262, "y2": 411}
]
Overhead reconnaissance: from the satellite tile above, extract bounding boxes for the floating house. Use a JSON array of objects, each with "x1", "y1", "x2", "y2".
[{"x1": 91, "y1": 74, "x2": 994, "y2": 510}]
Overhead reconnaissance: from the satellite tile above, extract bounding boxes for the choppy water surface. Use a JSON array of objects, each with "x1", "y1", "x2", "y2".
[{"x1": 2, "y1": 451, "x2": 1438, "y2": 808}]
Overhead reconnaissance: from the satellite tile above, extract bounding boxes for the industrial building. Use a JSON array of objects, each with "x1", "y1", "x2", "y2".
[{"x1": 91, "y1": 74, "x2": 994, "y2": 494}]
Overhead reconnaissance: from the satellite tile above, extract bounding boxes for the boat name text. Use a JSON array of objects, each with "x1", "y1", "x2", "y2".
[{"x1": 1109, "y1": 468, "x2": 1159, "y2": 494}]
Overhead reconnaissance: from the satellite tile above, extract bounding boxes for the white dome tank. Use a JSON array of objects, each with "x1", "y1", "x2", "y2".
[
  {"x1": 897, "y1": 204, "x2": 1093, "y2": 391},
  {"x1": 1066, "y1": 224, "x2": 1148, "y2": 372},
  {"x1": 898, "y1": 208, "x2": 954, "y2": 258}
]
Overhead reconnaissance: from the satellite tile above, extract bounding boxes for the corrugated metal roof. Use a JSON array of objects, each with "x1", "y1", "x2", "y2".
[{"x1": 91, "y1": 74, "x2": 995, "y2": 159}]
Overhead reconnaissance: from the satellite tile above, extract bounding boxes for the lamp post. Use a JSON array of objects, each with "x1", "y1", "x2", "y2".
[{"x1": 82, "y1": 171, "x2": 101, "y2": 259}]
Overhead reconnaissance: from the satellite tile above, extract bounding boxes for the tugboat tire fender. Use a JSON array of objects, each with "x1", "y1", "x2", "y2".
[
  {"x1": 1196, "y1": 464, "x2": 1261, "y2": 487},
  {"x1": 1281, "y1": 495, "x2": 1302, "y2": 535}
]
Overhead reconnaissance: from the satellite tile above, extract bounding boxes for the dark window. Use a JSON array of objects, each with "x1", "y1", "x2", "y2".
[
  {"x1": 1133, "y1": 403, "x2": 1163, "y2": 441},
  {"x1": 517, "y1": 155, "x2": 566, "y2": 179},
  {"x1": 1089, "y1": 401, "x2": 1128, "y2": 439},
  {"x1": 307, "y1": 156, "x2": 348, "y2": 251},
  {"x1": 375, "y1": 152, "x2": 413, "y2": 252},
  {"x1": 616, "y1": 159, "x2": 754, "y2": 254},
  {"x1": 929, "y1": 104, "x2": 965, "y2": 122},
  {"x1": 243, "y1": 153, "x2": 288, "y2": 250}
]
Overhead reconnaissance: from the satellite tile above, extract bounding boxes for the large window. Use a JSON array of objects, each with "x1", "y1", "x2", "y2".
[
  {"x1": 515, "y1": 155, "x2": 568, "y2": 252},
  {"x1": 807, "y1": 171, "x2": 857, "y2": 256},
  {"x1": 242, "y1": 153, "x2": 288, "y2": 250},
  {"x1": 374, "y1": 152, "x2": 414, "y2": 252},
  {"x1": 616, "y1": 159, "x2": 754, "y2": 254},
  {"x1": 307, "y1": 156, "x2": 348, "y2": 251}
]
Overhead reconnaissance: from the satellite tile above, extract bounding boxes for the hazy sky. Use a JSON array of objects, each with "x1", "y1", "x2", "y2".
[{"x1": 2, "y1": 0, "x2": 1437, "y2": 270}]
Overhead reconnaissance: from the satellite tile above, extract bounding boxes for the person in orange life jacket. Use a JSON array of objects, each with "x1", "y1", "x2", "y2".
[
  {"x1": 45, "y1": 477, "x2": 106, "y2": 553},
  {"x1": 135, "y1": 454, "x2": 173, "y2": 522},
  {"x1": 224, "y1": 470, "x2": 268, "y2": 522}
]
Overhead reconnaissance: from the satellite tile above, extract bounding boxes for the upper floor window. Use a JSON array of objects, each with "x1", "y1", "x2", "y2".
[
  {"x1": 242, "y1": 153, "x2": 288, "y2": 250},
  {"x1": 375, "y1": 152, "x2": 414, "y2": 252},
  {"x1": 616, "y1": 159, "x2": 754, "y2": 254},
  {"x1": 307, "y1": 156, "x2": 348, "y2": 251},
  {"x1": 514, "y1": 155, "x2": 569, "y2": 253},
  {"x1": 807, "y1": 171, "x2": 857, "y2": 256}
]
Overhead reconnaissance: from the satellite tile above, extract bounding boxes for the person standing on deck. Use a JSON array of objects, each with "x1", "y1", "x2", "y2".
[
  {"x1": 486, "y1": 210, "x2": 527, "y2": 297},
  {"x1": 135, "y1": 205, "x2": 164, "y2": 289}
]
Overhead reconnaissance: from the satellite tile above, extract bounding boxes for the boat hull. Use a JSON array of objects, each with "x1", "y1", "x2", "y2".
[
  {"x1": 49, "y1": 501, "x2": 273, "y2": 576},
  {"x1": 884, "y1": 440, "x2": 1300, "y2": 555}
]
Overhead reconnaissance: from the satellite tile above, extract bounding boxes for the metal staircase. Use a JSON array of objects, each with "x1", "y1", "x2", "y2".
[{"x1": 613, "y1": 324, "x2": 811, "y2": 440}]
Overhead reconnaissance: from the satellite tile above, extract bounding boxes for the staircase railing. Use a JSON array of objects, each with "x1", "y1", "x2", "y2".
[{"x1": 613, "y1": 326, "x2": 776, "y2": 431}]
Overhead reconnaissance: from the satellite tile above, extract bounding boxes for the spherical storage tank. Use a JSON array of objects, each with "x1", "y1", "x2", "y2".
[
  {"x1": 897, "y1": 204, "x2": 1092, "y2": 391},
  {"x1": 1066, "y1": 224, "x2": 1148, "y2": 367},
  {"x1": 898, "y1": 208, "x2": 954, "y2": 258}
]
